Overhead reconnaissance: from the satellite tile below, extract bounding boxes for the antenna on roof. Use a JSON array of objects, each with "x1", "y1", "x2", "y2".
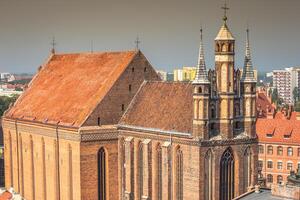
[
  {"x1": 135, "y1": 35, "x2": 141, "y2": 50},
  {"x1": 51, "y1": 36, "x2": 57, "y2": 54}
]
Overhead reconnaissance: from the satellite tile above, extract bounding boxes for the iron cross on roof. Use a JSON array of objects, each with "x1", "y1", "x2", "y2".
[
  {"x1": 51, "y1": 36, "x2": 57, "y2": 54},
  {"x1": 221, "y1": 1, "x2": 229, "y2": 22},
  {"x1": 135, "y1": 36, "x2": 141, "y2": 50}
]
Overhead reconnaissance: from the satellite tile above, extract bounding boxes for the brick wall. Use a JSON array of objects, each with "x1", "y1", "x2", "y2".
[{"x1": 83, "y1": 52, "x2": 161, "y2": 126}]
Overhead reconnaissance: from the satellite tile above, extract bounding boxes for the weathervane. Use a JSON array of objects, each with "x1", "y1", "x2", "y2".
[
  {"x1": 135, "y1": 36, "x2": 140, "y2": 50},
  {"x1": 221, "y1": 0, "x2": 229, "y2": 23}
]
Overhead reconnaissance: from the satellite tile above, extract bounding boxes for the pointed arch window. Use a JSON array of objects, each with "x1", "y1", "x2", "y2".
[
  {"x1": 204, "y1": 149, "x2": 213, "y2": 200},
  {"x1": 138, "y1": 143, "x2": 143, "y2": 199},
  {"x1": 243, "y1": 147, "x2": 252, "y2": 193},
  {"x1": 98, "y1": 148, "x2": 106, "y2": 200},
  {"x1": 176, "y1": 148, "x2": 183, "y2": 200},
  {"x1": 220, "y1": 148, "x2": 235, "y2": 200},
  {"x1": 210, "y1": 104, "x2": 216, "y2": 118}
]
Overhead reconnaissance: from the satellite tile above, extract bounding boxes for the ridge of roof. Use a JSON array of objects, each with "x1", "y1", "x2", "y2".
[{"x1": 6, "y1": 50, "x2": 138, "y2": 127}]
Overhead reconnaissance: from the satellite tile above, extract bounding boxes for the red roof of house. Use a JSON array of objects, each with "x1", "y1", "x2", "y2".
[
  {"x1": 120, "y1": 81, "x2": 193, "y2": 133},
  {"x1": 6, "y1": 51, "x2": 138, "y2": 127},
  {"x1": 256, "y1": 92, "x2": 275, "y2": 118},
  {"x1": 256, "y1": 115, "x2": 300, "y2": 145},
  {"x1": 0, "y1": 191, "x2": 12, "y2": 200}
]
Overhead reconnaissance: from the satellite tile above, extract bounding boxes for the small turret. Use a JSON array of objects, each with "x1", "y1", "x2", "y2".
[{"x1": 192, "y1": 28, "x2": 210, "y2": 140}]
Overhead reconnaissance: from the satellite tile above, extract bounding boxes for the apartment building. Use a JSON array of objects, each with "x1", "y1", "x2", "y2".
[
  {"x1": 272, "y1": 67, "x2": 300, "y2": 104},
  {"x1": 257, "y1": 110, "x2": 300, "y2": 188},
  {"x1": 173, "y1": 66, "x2": 196, "y2": 81}
]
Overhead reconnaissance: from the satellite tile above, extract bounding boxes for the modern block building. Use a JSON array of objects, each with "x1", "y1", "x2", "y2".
[
  {"x1": 272, "y1": 67, "x2": 300, "y2": 105},
  {"x1": 173, "y1": 66, "x2": 196, "y2": 81}
]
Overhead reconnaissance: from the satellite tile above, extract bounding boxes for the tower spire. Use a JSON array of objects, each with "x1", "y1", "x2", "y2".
[
  {"x1": 193, "y1": 28, "x2": 210, "y2": 84},
  {"x1": 241, "y1": 28, "x2": 256, "y2": 82}
]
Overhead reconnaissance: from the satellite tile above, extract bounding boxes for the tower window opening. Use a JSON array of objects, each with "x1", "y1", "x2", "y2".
[
  {"x1": 210, "y1": 123, "x2": 215, "y2": 130},
  {"x1": 97, "y1": 117, "x2": 101, "y2": 126},
  {"x1": 144, "y1": 67, "x2": 147, "y2": 72},
  {"x1": 129, "y1": 84, "x2": 132, "y2": 92},
  {"x1": 132, "y1": 67, "x2": 135, "y2": 72},
  {"x1": 235, "y1": 121, "x2": 241, "y2": 130},
  {"x1": 198, "y1": 87, "x2": 202, "y2": 94},
  {"x1": 211, "y1": 106, "x2": 216, "y2": 118},
  {"x1": 122, "y1": 104, "x2": 125, "y2": 111}
]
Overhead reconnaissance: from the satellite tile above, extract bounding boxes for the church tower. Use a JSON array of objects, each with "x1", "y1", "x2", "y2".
[
  {"x1": 192, "y1": 28, "x2": 210, "y2": 139},
  {"x1": 214, "y1": 6, "x2": 235, "y2": 138},
  {"x1": 241, "y1": 29, "x2": 256, "y2": 137}
]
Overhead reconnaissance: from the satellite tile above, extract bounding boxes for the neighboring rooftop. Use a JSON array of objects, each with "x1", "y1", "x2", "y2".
[
  {"x1": 5, "y1": 51, "x2": 138, "y2": 127},
  {"x1": 119, "y1": 81, "x2": 193, "y2": 134},
  {"x1": 234, "y1": 188, "x2": 283, "y2": 200},
  {"x1": 256, "y1": 111, "x2": 300, "y2": 145}
]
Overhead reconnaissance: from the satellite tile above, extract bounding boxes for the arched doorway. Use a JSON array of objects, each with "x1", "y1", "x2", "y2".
[
  {"x1": 220, "y1": 148, "x2": 235, "y2": 200},
  {"x1": 98, "y1": 148, "x2": 106, "y2": 200}
]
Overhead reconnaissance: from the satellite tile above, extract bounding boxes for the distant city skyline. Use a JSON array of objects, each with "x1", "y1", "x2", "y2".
[{"x1": 0, "y1": 0, "x2": 300, "y2": 73}]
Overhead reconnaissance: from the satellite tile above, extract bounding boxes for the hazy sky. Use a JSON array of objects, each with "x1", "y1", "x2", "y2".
[{"x1": 0, "y1": 0, "x2": 299, "y2": 73}]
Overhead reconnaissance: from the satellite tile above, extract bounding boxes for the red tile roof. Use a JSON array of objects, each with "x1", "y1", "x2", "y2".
[
  {"x1": 119, "y1": 81, "x2": 193, "y2": 133},
  {"x1": 0, "y1": 191, "x2": 12, "y2": 200},
  {"x1": 256, "y1": 117, "x2": 300, "y2": 145},
  {"x1": 6, "y1": 51, "x2": 138, "y2": 127},
  {"x1": 256, "y1": 92, "x2": 275, "y2": 118}
]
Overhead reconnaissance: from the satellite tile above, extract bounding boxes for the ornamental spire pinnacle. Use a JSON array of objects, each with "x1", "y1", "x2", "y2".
[
  {"x1": 241, "y1": 28, "x2": 256, "y2": 82},
  {"x1": 193, "y1": 28, "x2": 210, "y2": 85}
]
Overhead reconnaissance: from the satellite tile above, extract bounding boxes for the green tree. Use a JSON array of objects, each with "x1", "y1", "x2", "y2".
[
  {"x1": 271, "y1": 88, "x2": 278, "y2": 104},
  {"x1": 0, "y1": 94, "x2": 19, "y2": 116}
]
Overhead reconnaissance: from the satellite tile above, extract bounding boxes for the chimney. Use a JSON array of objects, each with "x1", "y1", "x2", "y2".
[
  {"x1": 266, "y1": 105, "x2": 275, "y2": 119},
  {"x1": 296, "y1": 112, "x2": 300, "y2": 120},
  {"x1": 255, "y1": 185, "x2": 261, "y2": 193}
]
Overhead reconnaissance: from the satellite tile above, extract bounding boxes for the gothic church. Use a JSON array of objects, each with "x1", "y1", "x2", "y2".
[{"x1": 2, "y1": 7, "x2": 257, "y2": 200}]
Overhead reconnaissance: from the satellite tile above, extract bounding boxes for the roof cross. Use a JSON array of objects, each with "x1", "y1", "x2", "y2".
[
  {"x1": 51, "y1": 36, "x2": 56, "y2": 54},
  {"x1": 221, "y1": 1, "x2": 229, "y2": 23},
  {"x1": 135, "y1": 36, "x2": 141, "y2": 50}
]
